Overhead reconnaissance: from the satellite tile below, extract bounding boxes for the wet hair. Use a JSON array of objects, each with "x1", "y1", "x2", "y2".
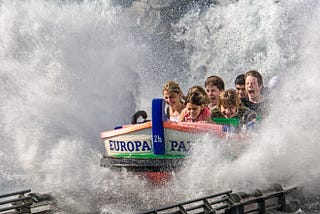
[
  {"x1": 245, "y1": 70, "x2": 263, "y2": 86},
  {"x1": 162, "y1": 80, "x2": 186, "y2": 102},
  {"x1": 218, "y1": 89, "x2": 241, "y2": 108},
  {"x1": 185, "y1": 91, "x2": 205, "y2": 106},
  {"x1": 186, "y1": 85, "x2": 210, "y2": 105},
  {"x1": 204, "y1": 75, "x2": 225, "y2": 91},
  {"x1": 235, "y1": 74, "x2": 245, "y2": 85}
]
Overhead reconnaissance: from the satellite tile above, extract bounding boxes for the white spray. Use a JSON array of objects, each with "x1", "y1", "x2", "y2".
[{"x1": 0, "y1": 0, "x2": 319, "y2": 213}]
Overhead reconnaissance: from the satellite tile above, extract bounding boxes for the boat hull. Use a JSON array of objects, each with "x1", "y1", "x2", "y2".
[
  {"x1": 100, "y1": 98, "x2": 226, "y2": 172},
  {"x1": 100, "y1": 156, "x2": 185, "y2": 172}
]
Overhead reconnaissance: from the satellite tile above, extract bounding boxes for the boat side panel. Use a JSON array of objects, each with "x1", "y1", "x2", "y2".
[
  {"x1": 103, "y1": 129, "x2": 153, "y2": 156},
  {"x1": 164, "y1": 128, "x2": 209, "y2": 155}
]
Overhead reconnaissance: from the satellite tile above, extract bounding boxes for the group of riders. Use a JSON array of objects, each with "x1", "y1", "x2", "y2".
[{"x1": 162, "y1": 70, "x2": 278, "y2": 132}]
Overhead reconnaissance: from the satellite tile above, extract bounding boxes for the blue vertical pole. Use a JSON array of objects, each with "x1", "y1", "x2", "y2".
[{"x1": 152, "y1": 98, "x2": 166, "y2": 155}]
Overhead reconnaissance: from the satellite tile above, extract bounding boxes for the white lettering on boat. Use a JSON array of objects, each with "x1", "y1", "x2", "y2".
[{"x1": 108, "y1": 140, "x2": 152, "y2": 152}]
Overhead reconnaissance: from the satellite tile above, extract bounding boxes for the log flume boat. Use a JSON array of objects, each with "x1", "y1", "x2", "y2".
[
  {"x1": 100, "y1": 98, "x2": 245, "y2": 184},
  {"x1": 100, "y1": 98, "x2": 242, "y2": 174}
]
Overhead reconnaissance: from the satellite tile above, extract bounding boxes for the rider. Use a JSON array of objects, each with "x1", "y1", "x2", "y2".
[
  {"x1": 234, "y1": 74, "x2": 248, "y2": 99},
  {"x1": 241, "y1": 70, "x2": 270, "y2": 119},
  {"x1": 204, "y1": 75, "x2": 225, "y2": 110},
  {"x1": 162, "y1": 80, "x2": 186, "y2": 122},
  {"x1": 179, "y1": 91, "x2": 211, "y2": 123},
  {"x1": 211, "y1": 89, "x2": 257, "y2": 130}
]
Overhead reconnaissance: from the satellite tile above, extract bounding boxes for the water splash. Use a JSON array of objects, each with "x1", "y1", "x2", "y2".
[
  {"x1": 1, "y1": 0, "x2": 320, "y2": 213},
  {"x1": 0, "y1": 0, "x2": 148, "y2": 212},
  {"x1": 173, "y1": 0, "x2": 318, "y2": 87},
  {"x1": 170, "y1": 0, "x2": 320, "y2": 201}
]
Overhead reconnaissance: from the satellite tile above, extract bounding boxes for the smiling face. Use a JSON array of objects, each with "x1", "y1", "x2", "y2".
[
  {"x1": 205, "y1": 84, "x2": 221, "y2": 106},
  {"x1": 186, "y1": 103, "x2": 202, "y2": 120},
  {"x1": 245, "y1": 76, "x2": 262, "y2": 102},
  {"x1": 163, "y1": 90, "x2": 181, "y2": 108},
  {"x1": 220, "y1": 105, "x2": 238, "y2": 118},
  {"x1": 218, "y1": 89, "x2": 240, "y2": 118}
]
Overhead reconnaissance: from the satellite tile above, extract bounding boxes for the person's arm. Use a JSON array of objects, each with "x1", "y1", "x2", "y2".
[
  {"x1": 178, "y1": 108, "x2": 186, "y2": 122},
  {"x1": 203, "y1": 116, "x2": 211, "y2": 123},
  {"x1": 203, "y1": 107, "x2": 212, "y2": 123}
]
